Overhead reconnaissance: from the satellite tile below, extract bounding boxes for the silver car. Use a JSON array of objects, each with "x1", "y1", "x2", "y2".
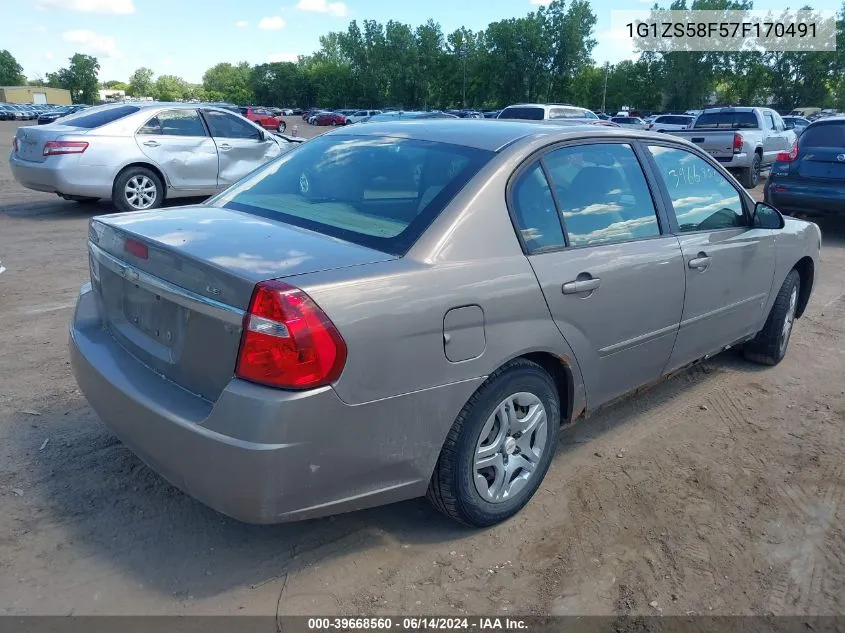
[
  {"x1": 10, "y1": 102, "x2": 299, "y2": 212},
  {"x1": 69, "y1": 121, "x2": 820, "y2": 526}
]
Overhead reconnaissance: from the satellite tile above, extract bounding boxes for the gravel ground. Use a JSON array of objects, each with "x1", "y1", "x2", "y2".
[{"x1": 1, "y1": 119, "x2": 844, "y2": 616}]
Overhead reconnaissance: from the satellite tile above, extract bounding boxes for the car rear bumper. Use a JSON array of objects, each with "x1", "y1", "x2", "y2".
[
  {"x1": 767, "y1": 183, "x2": 845, "y2": 215},
  {"x1": 9, "y1": 152, "x2": 112, "y2": 197},
  {"x1": 70, "y1": 283, "x2": 481, "y2": 523}
]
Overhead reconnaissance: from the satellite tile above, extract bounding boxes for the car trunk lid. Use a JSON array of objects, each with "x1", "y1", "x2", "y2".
[
  {"x1": 88, "y1": 206, "x2": 395, "y2": 401},
  {"x1": 13, "y1": 124, "x2": 86, "y2": 163},
  {"x1": 797, "y1": 147, "x2": 845, "y2": 180}
]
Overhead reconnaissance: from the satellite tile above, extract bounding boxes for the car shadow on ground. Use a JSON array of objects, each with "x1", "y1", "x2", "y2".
[{"x1": 11, "y1": 346, "x2": 757, "y2": 602}]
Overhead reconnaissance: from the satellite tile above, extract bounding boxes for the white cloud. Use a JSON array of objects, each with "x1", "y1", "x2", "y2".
[
  {"x1": 61, "y1": 29, "x2": 122, "y2": 58},
  {"x1": 37, "y1": 0, "x2": 135, "y2": 14},
  {"x1": 267, "y1": 53, "x2": 299, "y2": 63},
  {"x1": 529, "y1": 0, "x2": 552, "y2": 5},
  {"x1": 295, "y1": 0, "x2": 348, "y2": 17},
  {"x1": 44, "y1": 51, "x2": 54, "y2": 60},
  {"x1": 235, "y1": 20, "x2": 249, "y2": 28},
  {"x1": 34, "y1": 26, "x2": 48, "y2": 33},
  {"x1": 258, "y1": 16, "x2": 286, "y2": 30}
]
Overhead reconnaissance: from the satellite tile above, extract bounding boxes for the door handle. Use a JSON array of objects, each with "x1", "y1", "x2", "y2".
[
  {"x1": 562, "y1": 277, "x2": 601, "y2": 294},
  {"x1": 142, "y1": 140, "x2": 160, "y2": 147},
  {"x1": 218, "y1": 143, "x2": 231, "y2": 151},
  {"x1": 688, "y1": 253, "x2": 711, "y2": 270}
]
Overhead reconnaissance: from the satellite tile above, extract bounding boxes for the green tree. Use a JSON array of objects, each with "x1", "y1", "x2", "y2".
[
  {"x1": 47, "y1": 54, "x2": 100, "y2": 103},
  {"x1": 153, "y1": 74, "x2": 189, "y2": 101},
  {"x1": 0, "y1": 49, "x2": 25, "y2": 85},
  {"x1": 103, "y1": 80, "x2": 129, "y2": 90},
  {"x1": 127, "y1": 67, "x2": 154, "y2": 97},
  {"x1": 202, "y1": 62, "x2": 253, "y2": 104}
]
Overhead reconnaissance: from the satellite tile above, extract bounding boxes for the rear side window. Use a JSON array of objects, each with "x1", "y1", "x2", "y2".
[
  {"x1": 549, "y1": 107, "x2": 595, "y2": 119},
  {"x1": 61, "y1": 105, "x2": 140, "y2": 129},
  {"x1": 694, "y1": 111, "x2": 758, "y2": 129},
  {"x1": 138, "y1": 109, "x2": 207, "y2": 137},
  {"x1": 544, "y1": 143, "x2": 661, "y2": 247},
  {"x1": 499, "y1": 107, "x2": 545, "y2": 121},
  {"x1": 647, "y1": 145, "x2": 746, "y2": 232},
  {"x1": 213, "y1": 135, "x2": 493, "y2": 255},
  {"x1": 800, "y1": 123, "x2": 845, "y2": 148},
  {"x1": 511, "y1": 163, "x2": 565, "y2": 253}
]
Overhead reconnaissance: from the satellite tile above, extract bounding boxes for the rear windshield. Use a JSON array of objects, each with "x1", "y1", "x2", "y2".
[
  {"x1": 693, "y1": 111, "x2": 758, "y2": 129},
  {"x1": 212, "y1": 135, "x2": 494, "y2": 255},
  {"x1": 499, "y1": 107, "x2": 545, "y2": 121},
  {"x1": 800, "y1": 123, "x2": 845, "y2": 148},
  {"x1": 59, "y1": 105, "x2": 140, "y2": 128}
]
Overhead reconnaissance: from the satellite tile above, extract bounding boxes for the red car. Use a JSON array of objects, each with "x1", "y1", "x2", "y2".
[
  {"x1": 239, "y1": 107, "x2": 286, "y2": 133},
  {"x1": 313, "y1": 112, "x2": 348, "y2": 126}
]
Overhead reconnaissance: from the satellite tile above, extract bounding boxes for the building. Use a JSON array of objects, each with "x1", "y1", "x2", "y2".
[
  {"x1": 99, "y1": 88, "x2": 126, "y2": 102},
  {"x1": 0, "y1": 86, "x2": 72, "y2": 105}
]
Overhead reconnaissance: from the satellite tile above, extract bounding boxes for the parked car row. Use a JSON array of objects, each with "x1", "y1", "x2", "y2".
[{"x1": 1, "y1": 103, "x2": 74, "y2": 121}]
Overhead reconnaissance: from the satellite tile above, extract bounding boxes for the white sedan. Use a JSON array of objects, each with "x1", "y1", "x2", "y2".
[{"x1": 610, "y1": 116, "x2": 648, "y2": 130}]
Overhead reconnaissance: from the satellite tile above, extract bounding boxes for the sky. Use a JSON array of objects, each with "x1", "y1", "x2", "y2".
[{"x1": 1, "y1": 0, "x2": 841, "y2": 85}]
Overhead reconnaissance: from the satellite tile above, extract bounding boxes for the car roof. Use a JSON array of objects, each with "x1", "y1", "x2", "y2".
[{"x1": 325, "y1": 119, "x2": 677, "y2": 152}]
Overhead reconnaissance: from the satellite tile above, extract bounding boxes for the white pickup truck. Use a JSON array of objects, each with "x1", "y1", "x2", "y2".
[{"x1": 668, "y1": 107, "x2": 797, "y2": 188}]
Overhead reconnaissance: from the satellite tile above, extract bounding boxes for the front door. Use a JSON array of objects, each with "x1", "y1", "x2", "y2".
[
  {"x1": 135, "y1": 108, "x2": 218, "y2": 192},
  {"x1": 644, "y1": 143, "x2": 777, "y2": 372},
  {"x1": 200, "y1": 109, "x2": 282, "y2": 187},
  {"x1": 512, "y1": 142, "x2": 686, "y2": 408}
]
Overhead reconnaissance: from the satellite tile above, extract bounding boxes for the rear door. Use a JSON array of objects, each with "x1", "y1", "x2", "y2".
[
  {"x1": 135, "y1": 108, "x2": 218, "y2": 191},
  {"x1": 513, "y1": 142, "x2": 686, "y2": 408},
  {"x1": 644, "y1": 143, "x2": 777, "y2": 372},
  {"x1": 200, "y1": 109, "x2": 282, "y2": 188},
  {"x1": 762, "y1": 111, "x2": 781, "y2": 164}
]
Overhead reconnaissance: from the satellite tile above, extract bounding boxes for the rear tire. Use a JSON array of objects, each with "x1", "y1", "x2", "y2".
[
  {"x1": 112, "y1": 166, "x2": 164, "y2": 213},
  {"x1": 277, "y1": 121, "x2": 286, "y2": 133},
  {"x1": 738, "y1": 153, "x2": 761, "y2": 188},
  {"x1": 427, "y1": 359, "x2": 560, "y2": 527},
  {"x1": 744, "y1": 269, "x2": 800, "y2": 366}
]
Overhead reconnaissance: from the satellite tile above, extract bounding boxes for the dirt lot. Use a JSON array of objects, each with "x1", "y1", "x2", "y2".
[{"x1": 1, "y1": 118, "x2": 844, "y2": 617}]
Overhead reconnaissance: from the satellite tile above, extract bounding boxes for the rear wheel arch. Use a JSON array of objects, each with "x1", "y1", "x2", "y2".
[
  {"x1": 793, "y1": 256, "x2": 814, "y2": 318},
  {"x1": 493, "y1": 351, "x2": 578, "y2": 425},
  {"x1": 113, "y1": 162, "x2": 169, "y2": 194}
]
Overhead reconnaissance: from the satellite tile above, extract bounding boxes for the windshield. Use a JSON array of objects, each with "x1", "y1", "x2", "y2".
[
  {"x1": 212, "y1": 134, "x2": 494, "y2": 255},
  {"x1": 694, "y1": 111, "x2": 759, "y2": 129}
]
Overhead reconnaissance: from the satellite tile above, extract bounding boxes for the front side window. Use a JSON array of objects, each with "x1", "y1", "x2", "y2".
[
  {"x1": 510, "y1": 163, "x2": 565, "y2": 253},
  {"x1": 543, "y1": 143, "x2": 661, "y2": 247},
  {"x1": 647, "y1": 145, "x2": 746, "y2": 232},
  {"x1": 203, "y1": 110, "x2": 262, "y2": 140},
  {"x1": 212, "y1": 135, "x2": 493, "y2": 255},
  {"x1": 138, "y1": 109, "x2": 206, "y2": 136}
]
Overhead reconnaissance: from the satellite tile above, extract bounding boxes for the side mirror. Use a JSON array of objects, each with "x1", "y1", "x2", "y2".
[{"x1": 753, "y1": 201, "x2": 785, "y2": 229}]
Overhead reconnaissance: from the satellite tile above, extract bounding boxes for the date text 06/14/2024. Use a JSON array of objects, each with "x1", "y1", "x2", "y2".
[{"x1": 306, "y1": 618, "x2": 528, "y2": 630}]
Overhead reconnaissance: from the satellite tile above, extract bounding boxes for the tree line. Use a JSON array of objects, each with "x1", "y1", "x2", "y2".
[{"x1": 3, "y1": 0, "x2": 845, "y2": 113}]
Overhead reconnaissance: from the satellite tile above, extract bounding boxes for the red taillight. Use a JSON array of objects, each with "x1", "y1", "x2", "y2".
[
  {"x1": 42, "y1": 141, "x2": 88, "y2": 156},
  {"x1": 776, "y1": 142, "x2": 799, "y2": 163},
  {"x1": 236, "y1": 280, "x2": 347, "y2": 389},
  {"x1": 732, "y1": 133, "x2": 743, "y2": 153},
  {"x1": 124, "y1": 238, "x2": 149, "y2": 259}
]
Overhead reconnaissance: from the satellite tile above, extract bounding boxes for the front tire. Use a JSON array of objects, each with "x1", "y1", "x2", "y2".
[
  {"x1": 744, "y1": 269, "x2": 800, "y2": 366},
  {"x1": 427, "y1": 359, "x2": 560, "y2": 527},
  {"x1": 112, "y1": 167, "x2": 163, "y2": 213}
]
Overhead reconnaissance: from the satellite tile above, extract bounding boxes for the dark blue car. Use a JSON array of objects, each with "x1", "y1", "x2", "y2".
[{"x1": 765, "y1": 117, "x2": 845, "y2": 216}]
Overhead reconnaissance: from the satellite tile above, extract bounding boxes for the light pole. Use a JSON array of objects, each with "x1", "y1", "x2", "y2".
[
  {"x1": 601, "y1": 62, "x2": 610, "y2": 114},
  {"x1": 459, "y1": 44, "x2": 468, "y2": 109}
]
